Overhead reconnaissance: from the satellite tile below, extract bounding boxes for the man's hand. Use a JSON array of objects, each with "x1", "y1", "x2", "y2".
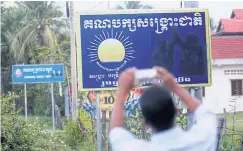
[
  {"x1": 118, "y1": 67, "x2": 137, "y2": 97},
  {"x1": 154, "y1": 66, "x2": 200, "y2": 113},
  {"x1": 110, "y1": 67, "x2": 136, "y2": 131},
  {"x1": 154, "y1": 66, "x2": 178, "y2": 92}
]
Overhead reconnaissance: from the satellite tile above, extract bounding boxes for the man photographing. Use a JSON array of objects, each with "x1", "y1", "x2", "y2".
[{"x1": 109, "y1": 67, "x2": 217, "y2": 151}]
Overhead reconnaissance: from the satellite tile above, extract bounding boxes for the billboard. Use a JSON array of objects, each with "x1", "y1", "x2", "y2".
[
  {"x1": 12, "y1": 64, "x2": 65, "y2": 84},
  {"x1": 81, "y1": 89, "x2": 144, "y2": 118},
  {"x1": 76, "y1": 9, "x2": 211, "y2": 91}
]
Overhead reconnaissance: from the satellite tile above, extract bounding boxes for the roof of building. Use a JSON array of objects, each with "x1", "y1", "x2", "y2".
[
  {"x1": 212, "y1": 9, "x2": 243, "y2": 59},
  {"x1": 211, "y1": 37, "x2": 243, "y2": 59},
  {"x1": 219, "y1": 19, "x2": 243, "y2": 33},
  {"x1": 216, "y1": 9, "x2": 243, "y2": 33},
  {"x1": 231, "y1": 9, "x2": 243, "y2": 20}
]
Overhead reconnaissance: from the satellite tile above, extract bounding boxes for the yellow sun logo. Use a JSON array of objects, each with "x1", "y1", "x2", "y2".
[
  {"x1": 98, "y1": 39, "x2": 125, "y2": 62},
  {"x1": 88, "y1": 29, "x2": 135, "y2": 63}
]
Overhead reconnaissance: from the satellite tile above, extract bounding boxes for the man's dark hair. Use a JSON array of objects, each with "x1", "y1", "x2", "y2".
[{"x1": 139, "y1": 85, "x2": 176, "y2": 131}]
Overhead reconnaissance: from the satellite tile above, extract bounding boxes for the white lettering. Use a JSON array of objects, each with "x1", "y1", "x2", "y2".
[
  {"x1": 24, "y1": 76, "x2": 35, "y2": 79},
  {"x1": 46, "y1": 68, "x2": 53, "y2": 73},
  {"x1": 138, "y1": 77, "x2": 191, "y2": 85},
  {"x1": 23, "y1": 68, "x2": 34, "y2": 73},
  {"x1": 83, "y1": 14, "x2": 203, "y2": 34},
  {"x1": 46, "y1": 75, "x2": 51, "y2": 78},
  {"x1": 36, "y1": 75, "x2": 45, "y2": 78},
  {"x1": 193, "y1": 13, "x2": 202, "y2": 26}
]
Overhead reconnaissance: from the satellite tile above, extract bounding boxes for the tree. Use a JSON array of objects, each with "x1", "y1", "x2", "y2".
[
  {"x1": 6, "y1": 1, "x2": 66, "y2": 63},
  {"x1": 1, "y1": 1, "x2": 68, "y2": 89},
  {"x1": 1, "y1": 1, "x2": 71, "y2": 115},
  {"x1": 116, "y1": 1, "x2": 153, "y2": 10},
  {"x1": 1, "y1": 5, "x2": 25, "y2": 93}
]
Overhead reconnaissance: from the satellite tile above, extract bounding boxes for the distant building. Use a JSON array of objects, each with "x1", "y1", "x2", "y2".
[{"x1": 203, "y1": 9, "x2": 243, "y2": 113}]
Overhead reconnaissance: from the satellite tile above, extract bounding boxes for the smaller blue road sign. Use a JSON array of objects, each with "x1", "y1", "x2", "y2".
[{"x1": 12, "y1": 64, "x2": 65, "y2": 84}]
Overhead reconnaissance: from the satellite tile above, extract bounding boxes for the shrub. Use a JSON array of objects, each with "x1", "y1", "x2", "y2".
[
  {"x1": 175, "y1": 113, "x2": 187, "y2": 130},
  {"x1": 60, "y1": 109, "x2": 93, "y2": 149},
  {"x1": 1, "y1": 93, "x2": 71, "y2": 151},
  {"x1": 34, "y1": 130, "x2": 71, "y2": 151},
  {"x1": 78, "y1": 109, "x2": 92, "y2": 133},
  {"x1": 220, "y1": 134, "x2": 242, "y2": 151},
  {"x1": 61, "y1": 120, "x2": 84, "y2": 148},
  {"x1": 124, "y1": 108, "x2": 188, "y2": 141},
  {"x1": 124, "y1": 109, "x2": 152, "y2": 139},
  {"x1": 1, "y1": 93, "x2": 41, "y2": 151}
]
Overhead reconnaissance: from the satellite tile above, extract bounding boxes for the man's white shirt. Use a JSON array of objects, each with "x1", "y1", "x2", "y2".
[{"x1": 109, "y1": 105, "x2": 217, "y2": 151}]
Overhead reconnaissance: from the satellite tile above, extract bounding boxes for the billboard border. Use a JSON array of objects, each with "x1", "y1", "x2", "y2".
[{"x1": 76, "y1": 9, "x2": 212, "y2": 91}]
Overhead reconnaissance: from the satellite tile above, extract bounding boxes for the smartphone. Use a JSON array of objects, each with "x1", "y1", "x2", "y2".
[{"x1": 134, "y1": 69, "x2": 157, "y2": 85}]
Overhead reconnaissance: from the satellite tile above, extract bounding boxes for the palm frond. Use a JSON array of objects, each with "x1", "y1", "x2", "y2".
[
  {"x1": 116, "y1": 5, "x2": 124, "y2": 10},
  {"x1": 10, "y1": 21, "x2": 37, "y2": 62},
  {"x1": 143, "y1": 5, "x2": 153, "y2": 9},
  {"x1": 126, "y1": 1, "x2": 143, "y2": 9},
  {"x1": 117, "y1": 1, "x2": 153, "y2": 10}
]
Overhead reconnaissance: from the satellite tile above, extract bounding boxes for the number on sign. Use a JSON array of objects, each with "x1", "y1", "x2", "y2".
[{"x1": 103, "y1": 96, "x2": 115, "y2": 104}]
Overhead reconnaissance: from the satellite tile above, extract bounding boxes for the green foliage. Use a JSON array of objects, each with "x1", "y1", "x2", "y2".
[
  {"x1": 125, "y1": 116, "x2": 143, "y2": 138},
  {"x1": 124, "y1": 109, "x2": 188, "y2": 140},
  {"x1": 78, "y1": 91, "x2": 88, "y2": 100},
  {"x1": 78, "y1": 109, "x2": 92, "y2": 132},
  {"x1": 1, "y1": 93, "x2": 41, "y2": 151},
  {"x1": 7, "y1": 1, "x2": 65, "y2": 63},
  {"x1": 61, "y1": 120, "x2": 84, "y2": 148},
  {"x1": 32, "y1": 44, "x2": 68, "y2": 64},
  {"x1": 176, "y1": 113, "x2": 187, "y2": 130},
  {"x1": 116, "y1": 1, "x2": 153, "y2": 10},
  {"x1": 34, "y1": 130, "x2": 71, "y2": 151},
  {"x1": 27, "y1": 84, "x2": 51, "y2": 116},
  {"x1": 1, "y1": 1, "x2": 70, "y2": 116},
  {"x1": 219, "y1": 95, "x2": 242, "y2": 150},
  {"x1": 76, "y1": 140, "x2": 97, "y2": 151},
  {"x1": 1, "y1": 93, "x2": 73, "y2": 151},
  {"x1": 60, "y1": 109, "x2": 93, "y2": 148},
  {"x1": 220, "y1": 134, "x2": 242, "y2": 151},
  {"x1": 1, "y1": 1, "x2": 92, "y2": 150},
  {"x1": 124, "y1": 109, "x2": 151, "y2": 139},
  {"x1": 1, "y1": 5, "x2": 19, "y2": 93}
]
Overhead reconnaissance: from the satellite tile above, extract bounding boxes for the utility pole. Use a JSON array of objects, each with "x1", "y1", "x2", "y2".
[{"x1": 70, "y1": 1, "x2": 78, "y2": 120}]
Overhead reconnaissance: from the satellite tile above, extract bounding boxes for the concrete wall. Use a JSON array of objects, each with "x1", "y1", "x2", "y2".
[{"x1": 203, "y1": 60, "x2": 243, "y2": 113}]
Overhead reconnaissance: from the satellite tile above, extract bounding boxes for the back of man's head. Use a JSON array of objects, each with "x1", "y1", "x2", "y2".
[{"x1": 139, "y1": 85, "x2": 176, "y2": 132}]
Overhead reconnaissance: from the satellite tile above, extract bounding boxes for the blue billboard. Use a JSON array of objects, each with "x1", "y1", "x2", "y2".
[
  {"x1": 12, "y1": 64, "x2": 65, "y2": 84},
  {"x1": 76, "y1": 9, "x2": 212, "y2": 91}
]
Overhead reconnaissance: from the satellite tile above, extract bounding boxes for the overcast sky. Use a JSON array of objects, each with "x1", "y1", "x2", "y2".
[
  {"x1": 4, "y1": 1, "x2": 243, "y2": 25},
  {"x1": 56, "y1": 1, "x2": 243, "y2": 24}
]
